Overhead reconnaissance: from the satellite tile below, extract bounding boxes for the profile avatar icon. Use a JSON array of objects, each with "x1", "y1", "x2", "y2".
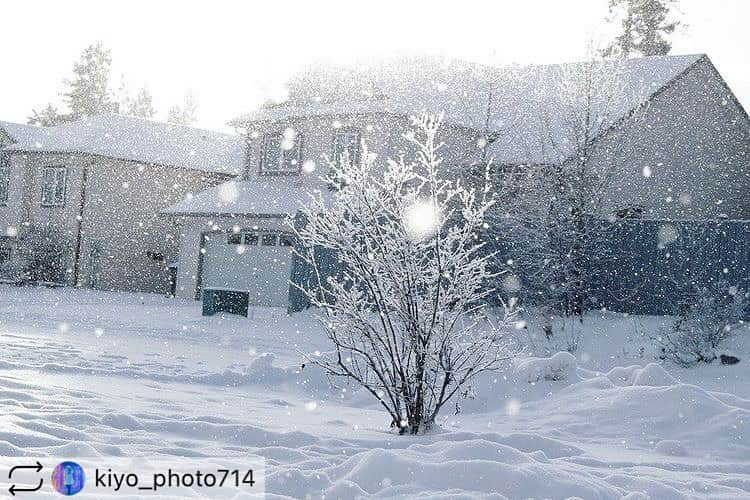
[{"x1": 51, "y1": 461, "x2": 85, "y2": 496}]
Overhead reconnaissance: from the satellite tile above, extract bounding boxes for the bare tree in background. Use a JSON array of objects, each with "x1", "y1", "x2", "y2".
[
  {"x1": 485, "y1": 57, "x2": 627, "y2": 351},
  {"x1": 294, "y1": 115, "x2": 518, "y2": 434}
]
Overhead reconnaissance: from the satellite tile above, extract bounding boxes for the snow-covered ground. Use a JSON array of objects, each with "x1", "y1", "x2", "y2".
[{"x1": 0, "y1": 285, "x2": 748, "y2": 499}]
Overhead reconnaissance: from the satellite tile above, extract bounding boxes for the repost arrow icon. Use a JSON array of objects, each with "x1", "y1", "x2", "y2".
[
  {"x1": 9, "y1": 478, "x2": 44, "y2": 496},
  {"x1": 8, "y1": 461, "x2": 43, "y2": 478}
]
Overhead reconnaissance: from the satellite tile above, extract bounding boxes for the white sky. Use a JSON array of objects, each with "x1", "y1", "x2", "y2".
[{"x1": 1, "y1": 0, "x2": 747, "y2": 132}]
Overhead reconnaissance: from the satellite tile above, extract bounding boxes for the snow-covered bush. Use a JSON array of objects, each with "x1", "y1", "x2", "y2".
[
  {"x1": 1, "y1": 226, "x2": 69, "y2": 285},
  {"x1": 654, "y1": 281, "x2": 747, "y2": 366},
  {"x1": 514, "y1": 352, "x2": 577, "y2": 383},
  {"x1": 294, "y1": 115, "x2": 518, "y2": 435}
]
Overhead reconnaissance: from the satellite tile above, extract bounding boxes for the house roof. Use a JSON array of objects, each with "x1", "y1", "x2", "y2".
[
  {"x1": 3, "y1": 114, "x2": 245, "y2": 175},
  {"x1": 0, "y1": 120, "x2": 51, "y2": 145},
  {"x1": 173, "y1": 53, "x2": 718, "y2": 219},
  {"x1": 232, "y1": 54, "x2": 706, "y2": 165},
  {"x1": 162, "y1": 176, "x2": 330, "y2": 217}
]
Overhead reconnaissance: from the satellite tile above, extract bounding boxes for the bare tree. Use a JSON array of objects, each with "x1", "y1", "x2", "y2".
[
  {"x1": 294, "y1": 114, "x2": 518, "y2": 435},
  {"x1": 485, "y1": 57, "x2": 627, "y2": 351}
]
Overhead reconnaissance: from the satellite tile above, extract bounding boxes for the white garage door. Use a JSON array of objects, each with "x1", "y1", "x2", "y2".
[{"x1": 202, "y1": 230, "x2": 294, "y2": 307}]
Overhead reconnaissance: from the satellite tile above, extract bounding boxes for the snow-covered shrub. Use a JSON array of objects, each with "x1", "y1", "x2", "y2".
[
  {"x1": 293, "y1": 115, "x2": 518, "y2": 435},
  {"x1": 514, "y1": 352, "x2": 577, "y2": 383},
  {"x1": 654, "y1": 281, "x2": 747, "y2": 366},
  {"x1": 13, "y1": 226, "x2": 70, "y2": 284},
  {"x1": 0, "y1": 252, "x2": 29, "y2": 284}
]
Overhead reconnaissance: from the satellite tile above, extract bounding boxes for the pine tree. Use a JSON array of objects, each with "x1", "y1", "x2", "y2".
[
  {"x1": 167, "y1": 91, "x2": 198, "y2": 125},
  {"x1": 123, "y1": 87, "x2": 156, "y2": 118},
  {"x1": 62, "y1": 42, "x2": 117, "y2": 119},
  {"x1": 603, "y1": 0, "x2": 680, "y2": 58},
  {"x1": 27, "y1": 103, "x2": 68, "y2": 127}
]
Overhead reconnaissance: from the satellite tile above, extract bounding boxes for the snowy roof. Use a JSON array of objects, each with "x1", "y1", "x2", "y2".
[
  {"x1": 0, "y1": 120, "x2": 51, "y2": 145},
  {"x1": 232, "y1": 54, "x2": 705, "y2": 164},
  {"x1": 162, "y1": 176, "x2": 329, "y2": 217},
  {"x1": 3, "y1": 114, "x2": 245, "y2": 175}
]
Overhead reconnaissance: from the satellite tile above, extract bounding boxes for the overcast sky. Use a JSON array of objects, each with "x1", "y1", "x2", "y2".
[{"x1": 1, "y1": 0, "x2": 747, "y2": 131}]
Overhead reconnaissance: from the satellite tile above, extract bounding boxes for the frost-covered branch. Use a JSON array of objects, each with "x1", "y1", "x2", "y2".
[{"x1": 293, "y1": 114, "x2": 518, "y2": 434}]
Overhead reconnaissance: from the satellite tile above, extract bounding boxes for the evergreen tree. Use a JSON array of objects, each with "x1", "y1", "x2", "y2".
[
  {"x1": 123, "y1": 87, "x2": 156, "y2": 118},
  {"x1": 62, "y1": 42, "x2": 117, "y2": 119},
  {"x1": 167, "y1": 91, "x2": 198, "y2": 125},
  {"x1": 27, "y1": 103, "x2": 68, "y2": 127},
  {"x1": 603, "y1": 0, "x2": 680, "y2": 58}
]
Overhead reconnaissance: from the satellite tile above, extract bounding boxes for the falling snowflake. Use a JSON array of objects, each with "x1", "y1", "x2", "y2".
[
  {"x1": 218, "y1": 182, "x2": 239, "y2": 203},
  {"x1": 403, "y1": 200, "x2": 440, "y2": 241},
  {"x1": 302, "y1": 160, "x2": 316, "y2": 173}
]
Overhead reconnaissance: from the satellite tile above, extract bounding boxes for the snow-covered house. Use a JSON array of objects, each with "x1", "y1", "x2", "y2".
[
  {"x1": 0, "y1": 115, "x2": 244, "y2": 293},
  {"x1": 164, "y1": 54, "x2": 749, "y2": 313}
]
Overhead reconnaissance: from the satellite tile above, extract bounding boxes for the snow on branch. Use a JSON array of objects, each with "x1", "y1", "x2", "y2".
[{"x1": 293, "y1": 114, "x2": 518, "y2": 434}]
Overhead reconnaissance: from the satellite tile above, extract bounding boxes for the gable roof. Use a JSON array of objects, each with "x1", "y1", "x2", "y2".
[
  {"x1": 3, "y1": 114, "x2": 245, "y2": 175},
  {"x1": 232, "y1": 54, "x2": 705, "y2": 165},
  {"x1": 0, "y1": 120, "x2": 51, "y2": 145}
]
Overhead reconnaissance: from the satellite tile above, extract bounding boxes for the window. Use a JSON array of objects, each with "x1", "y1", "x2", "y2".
[
  {"x1": 227, "y1": 231, "x2": 293, "y2": 248},
  {"x1": 615, "y1": 205, "x2": 645, "y2": 219},
  {"x1": 244, "y1": 233, "x2": 259, "y2": 246},
  {"x1": 41, "y1": 166, "x2": 67, "y2": 207},
  {"x1": 0, "y1": 155, "x2": 9, "y2": 204},
  {"x1": 332, "y1": 129, "x2": 361, "y2": 167},
  {"x1": 279, "y1": 234, "x2": 294, "y2": 247},
  {"x1": 261, "y1": 233, "x2": 277, "y2": 246},
  {"x1": 260, "y1": 129, "x2": 302, "y2": 174}
]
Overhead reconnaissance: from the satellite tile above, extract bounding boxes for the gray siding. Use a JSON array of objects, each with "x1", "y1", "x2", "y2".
[{"x1": 593, "y1": 57, "x2": 750, "y2": 220}]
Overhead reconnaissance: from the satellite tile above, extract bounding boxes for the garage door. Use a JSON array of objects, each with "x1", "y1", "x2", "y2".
[{"x1": 201, "y1": 230, "x2": 294, "y2": 307}]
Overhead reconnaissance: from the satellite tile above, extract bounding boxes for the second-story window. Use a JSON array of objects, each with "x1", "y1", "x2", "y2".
[
  {"x1": 0, "y1": 155, "x2": 9, "y2": 205},
  {"x1": 259, "y1": 128, "x2": 302, "y2": 175},
  {"x1": 41, "y1": 166, "x2": 67, "y2": 207},
  {"x1": 332, "y1": 128, "x2": 361, "y2": 167}
]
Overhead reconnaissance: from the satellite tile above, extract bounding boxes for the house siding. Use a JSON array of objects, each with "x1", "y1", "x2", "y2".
[
  {"x1": 593, "y1": 57, "x2": 750, "y2": 220},
  {"x1": 5, "y1": 152, "x2": 229, "y2": 292}
]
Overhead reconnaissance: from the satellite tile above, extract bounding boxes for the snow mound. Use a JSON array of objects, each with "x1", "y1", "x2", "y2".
[
  {"x1": 654, "y1": 439, "x2": 688, "y2": 457},
  {"x1": 514, "y1": 352, "x2": 577, "y2": 383},
  {"x1": 606, "y1": 363, "x2": 677, "y2": 387},
  {"x1": 536, "y1": 367, "x2": 750, "y2": 459},
  {"x1": 318, "y1": 440, "x2": 622, "y2": 499}
]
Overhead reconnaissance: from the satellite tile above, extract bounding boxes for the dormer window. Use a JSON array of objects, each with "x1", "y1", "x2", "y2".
[
  {"x1": 332, "y1": 128, "x2": 361, "y2": 167},
  {"x1": 259, "y1": 129, "x2": 303, "y2": 175}
]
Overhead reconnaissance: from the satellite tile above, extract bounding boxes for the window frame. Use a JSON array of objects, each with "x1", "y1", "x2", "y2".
[
  {"x1": 40, "y1": 166, "x2": 68, "y2": 207},
  {"x1": 259, "y1": 130, "x2": 303, "y2": 176},
  {"x1": 331, "y1": 127, "x2": 362, "y2": 167}
]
